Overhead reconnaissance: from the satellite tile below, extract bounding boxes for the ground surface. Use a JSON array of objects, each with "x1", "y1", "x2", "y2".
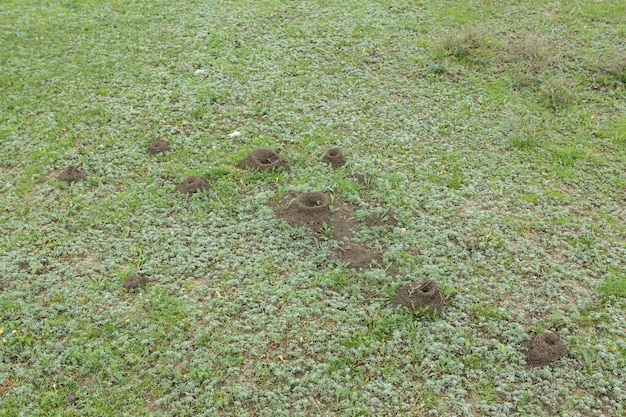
[{"x1": 0, "y1": 0, "x2": 625, "y2": 416}]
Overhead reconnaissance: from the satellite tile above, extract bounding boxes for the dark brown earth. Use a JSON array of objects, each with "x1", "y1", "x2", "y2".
[
  {"x1": 524, "y1": 332, "x2": 567, "y2": 367},
  {"x1": 58, "y1": 165, "x2": 86, "y2": 183},
  {"x1": 273, "y1": 192, "x2": 357, "y2": 240},
  {"x1": 147, "y1": 139, "x2": 171, "y2": 155},
  {"x1": 322, "y1": 147, "x2": 346, "y2": 168},
  {"x1": 239, "y1": 148, "x2": 290, "y2": 172},
  {"x1": 394, "y1": 280, "x2": 443, "y2": 316},
  {"x1": 331, "y1": 242, "x2": 383, "y2": 271},
  {"x1": 175, "y1": 176, "x2": 210, "y2": 194},
  {"x1": 123, "y1": 275, "x2": 147, "y2": 290},
  {"x1": 17, "y1": 261, "x2": 29, "y2": 271}
]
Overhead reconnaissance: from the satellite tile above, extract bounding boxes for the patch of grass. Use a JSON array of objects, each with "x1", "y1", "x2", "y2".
[
  {"x1": 437, "y1": 26, "x2": 493, "y2": 67},
  {"x1": 599, "y1": 272, "x2": 626, "y2": 299}
]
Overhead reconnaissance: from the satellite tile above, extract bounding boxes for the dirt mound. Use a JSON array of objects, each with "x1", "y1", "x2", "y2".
[
  {"x1": 394, "y1": 280, "x2": 443, "y2": 316},
  {"x1": 331, "y1": 242, "x2": 383, "y2": 271},
  {"x1": 175, "y1": 176, "x2": 210, "y2": 194},
  {"x1": 124, "y1": 275, "x2": 147, "y2": 290},
  {"x1": 322, "y1": 147, "x2": 346, "y2": 168},
  {"x1": 58, "y1": 165, "x2": 86, "y2": 183},
  {"x1": 524, "y1": 332, "x2": 567, "y2": 367},
  {"x1": 148, "y1": 139, "x2": 171, "y2": 155},
  {"x1": 273, "y1": 192, "x2": 357, "y2": 240},
  {"x1": 239, "y1": 148, "x2": 289, "y2": 172}
]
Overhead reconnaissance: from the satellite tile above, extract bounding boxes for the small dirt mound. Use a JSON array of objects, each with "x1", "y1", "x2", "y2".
[
  {"x1": 175, "y1": 176, "x2": 210, "y2": 194},
  {"x1": 323, "y1": 147, "x2": 346, "y2": 168},
  {"x1": 148, "y1": 139, "x2": 171, "y2": 155},
  {"x1": 394, "y1": 280, "x2": 443, "y2": 316},
  {"x1": 525, "y1": 332, "x2": 567, "y2": 367},
  {"x1": 124, "y1": 275, "x2": 147, "y2": 290},
  {"x1": 58, "y1": 165, "x2": 86, "y2": 183},
  {"x1": 331, "y1": 243, "x2": 383, "y2": 271},
  {"x1": 273, "y1": 192, "x2": 357, "y2": 240},
  {"x1": 239, "y1": 148, "x2": 289, "y2": 172}
]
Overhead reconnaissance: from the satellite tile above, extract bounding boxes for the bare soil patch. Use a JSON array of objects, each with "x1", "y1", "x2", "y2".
[
  {"x1": 394, "y1": 280, "x2": 443, "y2": 316},
  {"x1": 147, "y1": 139, "x2": 171, "y2": 155},
  {"x1": 58, "y1": 165, "x2": 86, "y2": 183},
  {"x1": 124, "y1": 275, "x2": 147, "y2": 290},
  {"x1": 175, "y1": 176, "x2": 210, "y2": 194},
  {"x1": 331, "y1": 242, "x2": 383, "y2": 272}
]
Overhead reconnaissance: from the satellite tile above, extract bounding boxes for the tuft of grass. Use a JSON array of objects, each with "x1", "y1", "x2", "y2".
[
  {"x1": 539, "y1": 77, "x2": 578, "y2": 109},
  {"x1": 438, "y1": 26, "x2": 492, "y2": 66}
]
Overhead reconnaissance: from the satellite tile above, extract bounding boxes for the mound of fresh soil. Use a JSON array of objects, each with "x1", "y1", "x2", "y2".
[
  {"x1": 524, "y1": 332, "x2": 567, "y2": 367},
  {"x1": 239, "y1": 148, "x2": 289, "y2": 172},
  {"x1": 148, "y1": 139, "x2": 171, "y2": 155},
  {"x1": 58, "y1": 165, "x2": 86, "y2": 183},
  {"x1": 331, "y1": 242, "x2": 383, "y2": 271},
  {"x1": 273, "y1": 192, "x2": 357, "y2": 240},
  {"x1": 124, "y1": 275, "x2": 147, "y2": 290},
  {"x1": 322, "y1": 147, "x2": 346, "y2": 168},
  {"x1": 394, "y1": 280, "x2": 443, "y2": 316},
  {"x1": 175, "y1": 176, "x2": 210, "y2": 194}
]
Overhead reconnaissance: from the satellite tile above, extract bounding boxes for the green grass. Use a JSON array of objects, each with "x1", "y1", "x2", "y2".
[{"x1": 1, "y1": 0, "x2": 626, "y2": 416}]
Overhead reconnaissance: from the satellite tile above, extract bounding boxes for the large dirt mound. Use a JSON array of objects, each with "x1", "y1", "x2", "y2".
[
  {"x1": 273, "y1": 192, "x2": 357, "y2": 240},
  {"x1": 239, "y1": 148, "x2": 290, "y2": 172},
  {"x1": 524, "y1": 332, "x2": 567, "y2": 367}
]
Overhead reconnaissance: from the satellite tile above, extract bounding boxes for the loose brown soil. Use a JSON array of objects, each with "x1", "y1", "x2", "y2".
[
  {"x1": 273, "y1": 192, "x2": 357, "y2": 240},
  {"x1": 58, "y1": 165, "x2": 86, "y2": 183},
  {"x1": 124, "y1": 275, "x2": 147, "y2": 290},
  {"x1": 17, "y1": 261, "x2": 29, "y2": 271},
  {"x1": 239, "y1": 148, "x2": 290, "y2": 172},
  {"x1": 524, "y1": 332, "x2": 567, "y2": 367},
  {"x1": 322, "y1": 147, "x2": 346, "y2": 168},
  {"x1": 175, "y1": 176, "x2": 210, "y2": 194},
  {"x1": 331, "y1": 242, "x2": 383, "y2": 271},
  {"x1": 147, "y1": 139, "x2": 171, "y2": 155},
  {"x1": 394, "y1": 280, "x2": 443, "y2": 316}
]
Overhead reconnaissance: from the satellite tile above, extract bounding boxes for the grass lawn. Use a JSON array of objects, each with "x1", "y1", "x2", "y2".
[{"x1": 1, "y1": 0, "x2": 625, "y2": 415}]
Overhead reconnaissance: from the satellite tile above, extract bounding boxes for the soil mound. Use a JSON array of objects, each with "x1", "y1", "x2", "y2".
[
  {"x1": 175, "y1": 176, "x2": 210, "y2": 194},
  {"x1": 148, "y1": 139, "x2": 171, "y2": 155},
  {"x1": 58, "y1": 165, "x2": 86, "y2": 183},
  {"x1": 274, "y1": 192, "x2": 357, "y2": 240},
  {"x1": 323, "y1": 147, "x2": 346, "y2": 168},
  {"x1": 124, "y1": 275, "x2": 147, "y2": 290},
  {"x1": 239, "y1": 148, "x2": 289, "y2": 172},
  {"x1": 525, "y1": 332, "x2": 567, "y2": 367},
  {"x1": 394, "y1": 280, "x2": 443, "y2": 316},
  {"x1": 331, "y1": 242, "x2": 383, "y2": 271}
]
